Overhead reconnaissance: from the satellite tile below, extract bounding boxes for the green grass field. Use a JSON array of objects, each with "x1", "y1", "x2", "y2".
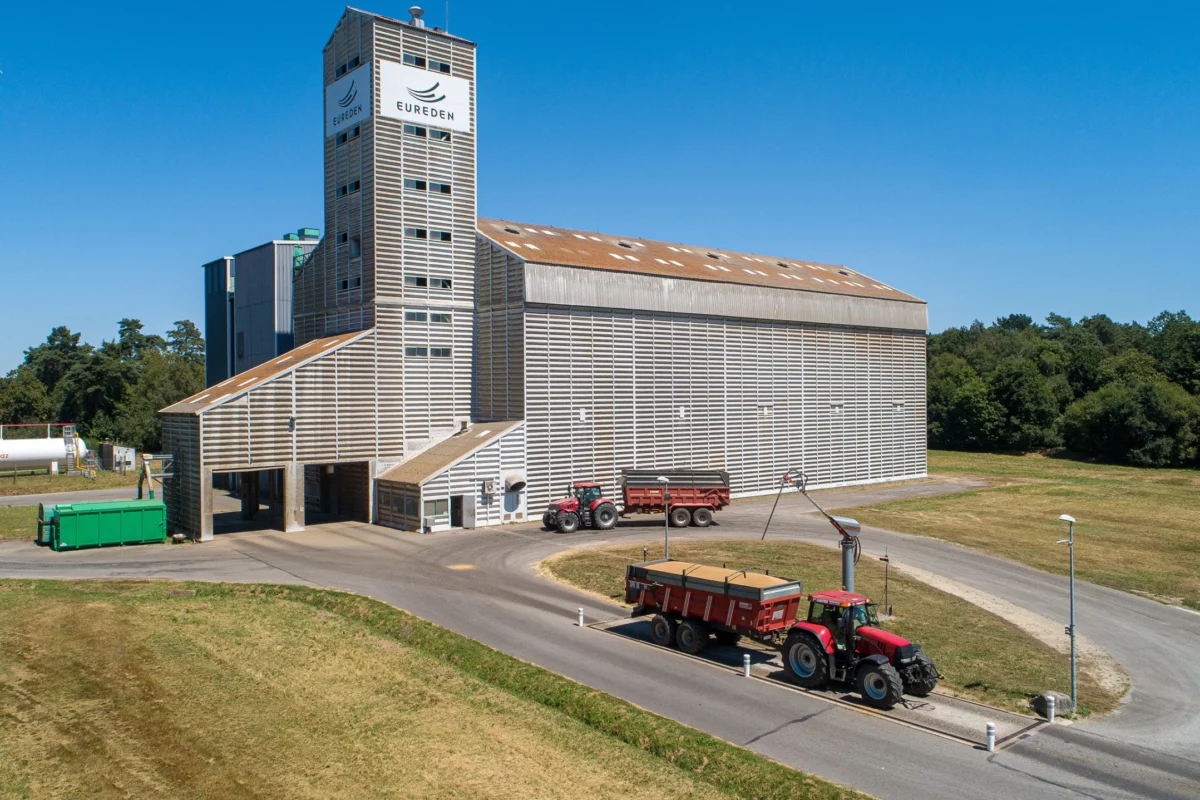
[
  {"x1": 846, "y1": 451, "x2": 1200, "y2": 610},
  {"x1": 0, "y1": 470, "x2": 138, "y2": 498},
  {"x1": 543, "y1": 541, "x2": 1123, "y2": 716},
  {"x1": 0, "y1": 580, "x2": 865, "y2": 800},
  {"x1": 0, "y1": 506, "x2": 37, "y2": 541}
]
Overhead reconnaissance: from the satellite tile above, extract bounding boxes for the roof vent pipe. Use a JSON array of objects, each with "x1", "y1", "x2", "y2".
[{"x1": 409, "y1": 6, "x2": 426, "y2": 27}]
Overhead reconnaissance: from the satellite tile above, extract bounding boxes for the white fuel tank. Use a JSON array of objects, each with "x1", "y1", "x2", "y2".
[{"x1": 0, "y1": 437, "x2": 89, "y2": 471}]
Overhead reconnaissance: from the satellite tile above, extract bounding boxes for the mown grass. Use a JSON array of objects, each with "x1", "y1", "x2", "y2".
[
  {"x1": 845, "y1": 451, "x2": 1200, "y2": 609},
  {"x1": 0, "y1": 470, "x2": 138, "y2": 498},
  {"x1": 0, "y1": 580, "x2": 866, "y2": 800},
  {"x1": 543, "y1": 541, "x2": 1122, "y2": 716},
  {"x1": 0, "y1": 506, "x2": 37, "y2": 541}
]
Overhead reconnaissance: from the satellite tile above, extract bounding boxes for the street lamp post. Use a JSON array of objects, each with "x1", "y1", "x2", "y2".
[
  {"x1": 658, "y1": 476, "x2": 671, "y2": 560},
  {"x1": 1057, "y1": 514, "x2": 1077, "y2": 708}
]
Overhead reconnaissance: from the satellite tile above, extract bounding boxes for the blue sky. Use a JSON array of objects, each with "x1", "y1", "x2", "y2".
[{"x1": 1, "y1": 1, "x2": 1197, "y2": 370}]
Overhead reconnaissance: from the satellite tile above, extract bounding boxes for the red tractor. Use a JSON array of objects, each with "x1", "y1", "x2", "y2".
[
  {"x1": 543, "y1": 482, "x2": 619, "y2": 533},
  {"x1": 781, "y1": 590, "x2": 939, "y2": 709}
]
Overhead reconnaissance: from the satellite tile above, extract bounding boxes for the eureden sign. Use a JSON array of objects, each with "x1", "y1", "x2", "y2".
[
  {"x1": 326, "y1": 64, "x2": 371, "y2": 138},
  {"x1": 380, "y1": 60, "x2": 472, "y2": 133}
]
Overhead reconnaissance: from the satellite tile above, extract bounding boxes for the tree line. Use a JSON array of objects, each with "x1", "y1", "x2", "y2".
[
  {"x1": 929, "y1": 310, "x2": 1200, "y2": 466},
  {"x1": 0, "y1": 320, "x2": 205, "y2": 453}
]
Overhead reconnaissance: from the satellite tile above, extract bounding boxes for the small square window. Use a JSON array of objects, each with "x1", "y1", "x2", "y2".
[
  {"x1": 405, "y1": 311, "x2": 428, "y2": 322},
  {"x1": 404, "y1": 275, "x2": 428, "y2": 288},
  {"x1": 404, "y1": 228, "x2": 428, "y2": 240},
  {"x1": 430, "y1": 347, "x2": 452, "y2": 358},
  {"x1": 405, "y1": 346, "x2": 429, "y2": 357},
  {"x1": 348, "y1": 180, "x2": 360, "y2": 193},
  {"x1": 430, "y1": 278, "x2": 452, "y2": 289},
  {"x1": 402, "y1": 53, "x2": 426, "y2": 68},
  {"x1": 428, "y1": 58, "x2": 451, "y2": 74},
  {"x1": 350, "y1": 236, "x2": 361, "y2": 258},
  {"x1": 336, "y1": 132, "x2": 348, "y2": 146},
  {"x1": 430, "y1": 230, "x2": 452, "y2": 242},
  {"x1": 404, "y1": 178, "x2": 428, "y2": 191},
  {"x1": 349, "y1": 125, "x2": 360, "y2": 140},
  {"x1": 404, "y1": 124, "x2": 427, "y2": 138},
  {"x1": 337, "y1": 232, "x2": 348, "y2": 244},
  {"x1": 350, "y1": 276, "x2": 361, "y2": 289},
  {"x1": 430, "y1": 182, "x2": 452, "y2": 195},
  {"x1": 347, "y1": 56, "x2": 360, "y2": 70},
  {"x1": 430, "y1": 313, "x2": 451, "y2": 323},
  {"x1": 337, "y1": 279, "x2": 349, "y2": 292},
  {"x1": 337, "y1": 184, "x2": 348, "y2": 197},
  {"x1": 429, "y1": 129, "x2": 451, "y2": 142},
  {"x1": 335, "y1": 64, "x2": 347, "y2": 77}
]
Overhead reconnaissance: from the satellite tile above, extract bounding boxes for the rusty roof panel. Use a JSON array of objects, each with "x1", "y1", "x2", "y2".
[
  {"x1": 377, "y1": 420, "x2": 525, "y2": 486},
  {"x1": 477, "y1": 218, "x2": 921, "y2": 304}
]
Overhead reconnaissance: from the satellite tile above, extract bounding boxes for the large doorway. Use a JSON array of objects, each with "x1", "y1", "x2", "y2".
[{"x1": 450, "y1": 495, "x2": 464, "y2": 528}]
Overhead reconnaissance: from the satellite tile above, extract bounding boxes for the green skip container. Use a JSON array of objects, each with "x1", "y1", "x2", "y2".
[{"x1": 40, "y1": 499, "x2": 167, "y2": 552}]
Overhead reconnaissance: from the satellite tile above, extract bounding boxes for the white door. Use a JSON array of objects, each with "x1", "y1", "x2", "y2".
[{"x1": 462, "y1": 493, "x2": 477, "y2": 529}]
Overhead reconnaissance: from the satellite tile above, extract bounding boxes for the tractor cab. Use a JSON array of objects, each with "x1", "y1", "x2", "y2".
[
  {"x1": 543, "y1": 480, "x2": 619, "y2": 533},
  {"x1": 572, "y1": 483, "x2": 603, "y2": 506},
  {"x1": 806, "y1": 590, "x2": 877, "y2": 651}
]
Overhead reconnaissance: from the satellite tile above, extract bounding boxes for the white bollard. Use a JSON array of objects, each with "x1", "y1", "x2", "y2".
[
  {"x1": 986, "y1": 722, "x2": 996, "y2": 752},
  {"x1": 578, "y1": 607, "x2": 584, "y2": 627},
  {"x1": 743, "y1": 653, "x2": 751, "y2": 677},
  {"x1": 1047, "y1": 694, "x2": 1056, "y2": 724}
]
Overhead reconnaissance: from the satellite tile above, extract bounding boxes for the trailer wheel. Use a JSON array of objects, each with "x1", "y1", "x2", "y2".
[
  {"x1": 542, "y1": 512, "x2": 557, "y2": 530},
  {"x1": 675, "y1": 620, "x2": 709, "y2": 654},
  {"x1": 593, "y1": 503, "x2": 618, "y2": 530},
  {"x1": 691, "y1": 507, "x2": 713, "y2": 527},
  {"x1": 782, "y1": 632, "x2": 830, "y2": 688},
  {"x1": 903, "y1": 652, "x2": 939, "y2": 697},
  {"x1": 556, "y1": 511, "x2": 581, "y2": 534},
  {"x1": 649, "y1": 614, "x2": 676, "y2": 647},
  {"x1": 713, "y1": 630, "x2": 741, "y2": 646},
  {"x1": 857, "y1": 661, "x2": 905, "y2": 710},
  {"x1": 669, "y1": 507, "x2": 692, "y2": 527}
]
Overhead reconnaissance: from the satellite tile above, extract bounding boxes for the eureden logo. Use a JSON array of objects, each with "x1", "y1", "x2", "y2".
[
  {"x1": 338, "y1": 80, "x2": 358, "y2": 108},
  {"x1": 407, "y1": 82, "x2": 446, "y2": 103}
]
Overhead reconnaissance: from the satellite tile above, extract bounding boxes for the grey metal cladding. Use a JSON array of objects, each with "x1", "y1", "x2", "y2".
[{"x1": 523, "y1": 262, "x2": 928, "y2": 332}]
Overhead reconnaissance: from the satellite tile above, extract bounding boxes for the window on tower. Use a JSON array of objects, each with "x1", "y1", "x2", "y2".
[
  {"x1": 404, "y1": 178, "x2": 428, "y2": 191},
  {"x1": 429, "y1": 230, "x2": 452, "y2": 242},
  {"x1": 428, "y1": 58, "x2": 451, "y2": 74},
  {"x1": 402, "y1": 53, "x2": 426, "y2": 68},
  {"x1": 404, "y1": 228, "x2": 428, "y2": 240}
]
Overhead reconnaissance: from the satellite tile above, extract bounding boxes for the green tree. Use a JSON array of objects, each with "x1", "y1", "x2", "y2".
[
  {"x1": 0, "y1": 366, "x2": 54, "y2": 424},
  {"x1": 1063, "y1": 379, "x2": 1200, "y2": 466},
  {"x1": 1148, "y1": 311, "x2": 1200, "y2": 394},
  {"x1": 167, "y1": 320, "x2": 205, "y2": 366},
  {"x1": 987, "y1": 359, "x2": 1061, "y2": 449},
  {"x1": 927, "y1": 355, "x2": 1003, "y2": 449},
  {"x1": 22, "y1": 326, "x2": 91, "y2": 399}
]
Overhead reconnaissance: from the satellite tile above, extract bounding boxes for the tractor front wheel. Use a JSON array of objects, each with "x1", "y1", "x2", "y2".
[
  {"x1": 556, "y1": 511, "x2": 581, "y2": 534},
  {"x1": 676, "y1": 620, "x2": 709, "y2": 654},
  {"x1": 691, "y1": 507, "x2": 713, "y2": 527},
  {"x1": 593, "y1": 503, "x2": 618, "y2": 530},
  {"x1": 670, "y1": 507, "x2": 692, "y2": 527},
  {"x1": 649, "y1": 614, "x2": 676, "y2": 647},
  {"x1": 542, "y1": 512, "x2": 557, "y2": 530},
  {"x1": 903, "y1": 652, "x2": 939, "y2": 697},
  {"x1": 782, "y1": 632, "x2": 829, "y2": 688},
  {"x1": 857, "y1": 661, "x2": 905, "y2": 710}
]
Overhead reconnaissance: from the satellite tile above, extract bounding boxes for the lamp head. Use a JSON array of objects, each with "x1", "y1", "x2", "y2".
[
  {"x1": 656, "y1": 476, "x2": 669, "y2": 483},
  {"x1": 1058, "y1": 514, "x2": 1075, "y2": 523}
]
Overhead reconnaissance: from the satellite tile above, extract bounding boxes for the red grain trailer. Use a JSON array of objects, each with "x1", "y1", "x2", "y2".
[{"x1": 620, "y1": 469, "x2": 731, "y2": 527}]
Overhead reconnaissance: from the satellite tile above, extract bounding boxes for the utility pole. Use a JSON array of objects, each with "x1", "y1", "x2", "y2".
[
  {"x1": 1057, "y1": 514, "x2": 1077, "y2": 708},
  {"x1": 658, "y1": 476, "x2": 671, "y2": 560}
]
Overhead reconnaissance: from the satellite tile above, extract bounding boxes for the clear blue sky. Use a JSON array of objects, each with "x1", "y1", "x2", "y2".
[{"x1": 1, "y1": 1, "x2": 1197, "y2": 370}]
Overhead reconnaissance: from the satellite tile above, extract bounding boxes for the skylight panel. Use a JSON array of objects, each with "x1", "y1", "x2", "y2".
[
  {"x1": 705, "y1": 264, "x2": 718, "y2": 270},
  {"x1": 654, "y1": 258, "x2": 668, "y2": 264},
  {"x1": 506, "y1": 241, "x2": 521, "y2": 248},
  {"x1": 717, "y1": 266, "x2": 730, "y2": 272},
  {"x1": 573, "y1": 234, "x2": 587, "y2": 240},
  {"x1": 667, "y1": 246, "x2": 679, "y2": 252},
  {"x1": 589, "y1": 236, "x2": 602, "y2": 241},
  {"x1": 524, "y1": 243, "x2": 540, "y2": 250},
  {"x1": 742, "y1": 268, "x2": 755, "y2": 274},
  {"x1": 669, "y1": 260, "x2": 684, "y2": 267},
  {"x1": 625, "y1": 255, "x2": 638, "y2": 261},
  {"x1": 610, "y1": 253, "x2": 625, "y2": 260},
  {"x1": 239, "y1": 378, "x2": 257, "y2": 386},
  {"x1": 540, "y1": 230, "x2": 557, "y2": 235}
]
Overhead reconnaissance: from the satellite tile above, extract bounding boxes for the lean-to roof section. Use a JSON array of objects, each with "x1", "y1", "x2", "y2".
[
  {"x1": 477, "y1": 218, "x2": 922, "y2": 304},
  {"x1": 161, "y1": 330, "x2": 370, "y2": 415},
  {"x1": 377, "y1": 420, "x2": 524, "y2": 486}
]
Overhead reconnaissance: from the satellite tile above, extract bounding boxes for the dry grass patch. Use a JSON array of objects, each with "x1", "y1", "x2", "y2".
[
  {"x1": 0, "y1": 506, "x2": 37, "y2": 541},
  {"x1": 846, "y1": 451, "x2": 1200, "y2": 609},
  {"x1": 543, "y1": 540, "x2": 1124, "y2": 716},
  {"x1": 0, "y1": 580, "x2": 866, "y2": 800}
]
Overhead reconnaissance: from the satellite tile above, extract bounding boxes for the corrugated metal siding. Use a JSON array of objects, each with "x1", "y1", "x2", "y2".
[
  {"x1": 522, "y1": 306, "x2": 927, "y2": 513},
  {"x1": 473, "y1": 237, "x2": 525, "y2": 420},
  {"x1": 524, "y1": 263, "x2": 929, "y2": 332},
  {"x1": 203, "y1": 257, "x2": 234, "y2": 388},
  {"x1": 233, "y1": 243, "x2": 280, "y2": 372},
  {"x1": 161, "y1": 414, "x2": 201, "y2": 536}
]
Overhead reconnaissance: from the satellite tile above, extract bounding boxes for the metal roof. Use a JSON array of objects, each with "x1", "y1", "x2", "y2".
[
  {"x1": 161, "y1": 330, "x2": 368, "y2": 415},
  {"x1": 477, "y1": 218, "x2": 922, "y2": 304},
  {"x1": 376, "y1": 420, "x2": 524, "y2": 486}
]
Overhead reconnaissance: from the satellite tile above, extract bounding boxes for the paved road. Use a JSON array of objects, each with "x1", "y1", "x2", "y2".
[
  {"x1": 1, "y1": 479, "x2": 1197, "y2": 799},
  {"x1": 1, "y1": 487, "x2": 135, "y2": 506}
]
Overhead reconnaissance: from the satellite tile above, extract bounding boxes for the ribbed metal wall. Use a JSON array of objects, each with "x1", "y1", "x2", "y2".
[
  {"x1": 161, "y1": 414, "x2": 201, "y2": 535},
  {"x1": 521, "y1": 306, "x2": 927, "y2": 512},
  {"x1": 474, "y1": 238, "x2": 525, "y2": 420}
]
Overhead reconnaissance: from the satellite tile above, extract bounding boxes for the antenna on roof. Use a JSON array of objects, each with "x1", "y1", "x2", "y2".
[{"x1": 409, "y1": 5, "x2": 426, "y2": 28}]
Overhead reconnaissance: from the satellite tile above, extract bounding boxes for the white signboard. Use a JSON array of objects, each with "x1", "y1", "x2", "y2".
[
  {"x1": 325, "y1": 64, "x2": 371, "y2": 138},
  {"x1": 380, "y1": 60, "x2": 472, "y2": 133}
]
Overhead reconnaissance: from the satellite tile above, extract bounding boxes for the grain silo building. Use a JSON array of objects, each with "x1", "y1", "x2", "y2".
[{"x1": 162, "y1": 5, "x2": 926, "y2": 539}]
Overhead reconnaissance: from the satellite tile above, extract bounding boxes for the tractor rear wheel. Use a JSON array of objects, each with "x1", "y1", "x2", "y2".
[
  {"x1": 691, "y1": 507, "x2": 713, "y2": 527},
  {"x1": 649, "y1": 614, "x2": 676, "y2": 647},
  {"x1": 903, "y1": 652, "x2": 939, "y2": 697},
  {"x1": 542, "y1": 512, "x2": 557, "y2": 530},
  {"x1": 670, "y1": 507, "x2": 692, "y2": 527},
  {"x1": 556, "y1": 511, "x2": 581, "y2": 534},
  {"x1": 676, "y1": 620, "x2": 709, "y2": 654},
  {"x1": 857, "y1": 661, "x2": 905, "y2": 710},
  {"x1": 713, "y1": 630, "x2": 742, "y2": 646},
  {"x1": 593, "y1": 503, "x2": 618, "y2": 530},
  {"x1": 782, "y1": 632, "x2": 829, "y2": 688}
]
